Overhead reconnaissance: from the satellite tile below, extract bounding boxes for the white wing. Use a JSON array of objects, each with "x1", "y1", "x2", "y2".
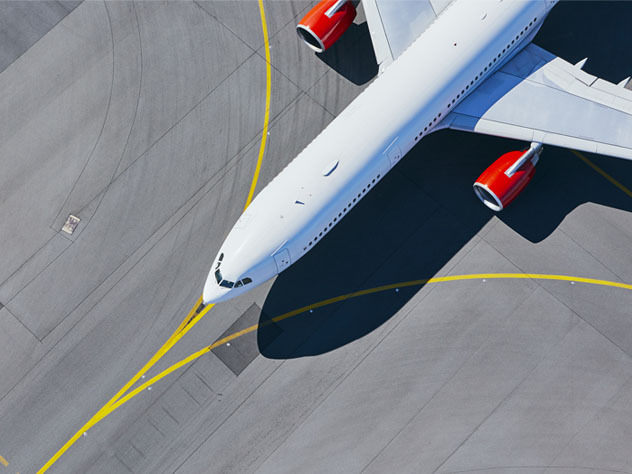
[
  {"x1": 363, "y1": 0, "x2": 454, "y2": 73},
  {"x1": 446, "y1": 43, "x2": 632, "y2": 160}
]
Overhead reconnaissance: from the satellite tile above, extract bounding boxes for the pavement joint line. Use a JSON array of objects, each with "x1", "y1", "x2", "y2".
[
  {"x1": 92, "y1": 273, "x2": 632, "y2": 428},
  {"x1": 34, "y1": 10, "x2": 631, "y2": 473},
  {"x1": 572, "y1": 150, "x2": 632, "y2": 198},
  {"x1": 38, "y1": 2, "x2": 274, "y2": 471},
  {"x1": 50, "y1": 1, "x2": 116, "y2": 229},
  {"x1": 62, "y1": 1, "x2": 145, "y2": 232}
]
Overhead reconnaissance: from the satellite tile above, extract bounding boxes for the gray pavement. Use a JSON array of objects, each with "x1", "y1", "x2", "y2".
[{"x1": 0, "y1": 1, "x2": 632, "y2": 473}]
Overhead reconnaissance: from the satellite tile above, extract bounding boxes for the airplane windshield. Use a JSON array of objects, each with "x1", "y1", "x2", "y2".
[
  {"x1": 219, "y1": 279, "x2": 234, "y2": 288},
  {"x1": 215, "y1": 269, "x2": 222, "y2": 283}
]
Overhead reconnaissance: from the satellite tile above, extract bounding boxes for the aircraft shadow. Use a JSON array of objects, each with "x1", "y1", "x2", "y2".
[
  {"x1": 257, "y1": 128, "x2": 632, "y2": 359},
  {"x1": 256, "y1": 1, "x2": 632, "y2": 359},
  {"x1": 316, "y1": 22, "x2": 378, "y2": 85}
]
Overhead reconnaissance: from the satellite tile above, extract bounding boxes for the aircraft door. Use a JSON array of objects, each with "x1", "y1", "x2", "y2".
[
  {"x1": 385, "y1": 139, "x2": 402, "y2": 168},
  {"x1": 273, "y1": 248, "x2": 291, "y2": 273}
]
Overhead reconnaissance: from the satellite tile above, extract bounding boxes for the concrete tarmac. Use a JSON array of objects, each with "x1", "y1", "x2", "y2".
[{"x1": 0, "y1": 1, "x2": 632, "y2": 473}]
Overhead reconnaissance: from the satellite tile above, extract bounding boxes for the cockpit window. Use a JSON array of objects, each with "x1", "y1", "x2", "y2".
[
  {"x1": 242, "y1": 277, "x2": 252, "y2": 285},
  {"x1": 218, "y1": 253, "x2": 224, "y2": 262},
  {"x1": 215, "y1": 269, "x2": 222, "y2": 283},
  {"x1": 219, "y1": 280, "x2": 234, "y2": 288},
  {"x1": 234, "y1": 280, "x2": 243, "y2": 288}
]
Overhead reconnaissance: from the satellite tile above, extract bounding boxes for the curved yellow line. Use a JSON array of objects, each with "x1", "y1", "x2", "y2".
[
  {"x1": 39, "y1": 2, "x2": 273, "y2": 471},
  {"x1": 100, "y1": 273, "x2": 632, "y2": 418},
  {"x1": 37, "y1": 301, "x2": 215, "y2": 474},
  {"x1": 243, "y1": 0, "x2": 272, "y2": 211}
]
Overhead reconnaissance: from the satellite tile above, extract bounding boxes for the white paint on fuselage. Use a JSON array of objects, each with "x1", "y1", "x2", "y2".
[{"x1": 203, "y1": 0, "x2": 554, "y2": 304}]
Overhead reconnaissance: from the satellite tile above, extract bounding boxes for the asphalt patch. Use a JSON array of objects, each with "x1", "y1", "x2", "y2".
[{"x1": 212, "y1": 303, "x2": 281, "y2": 375}]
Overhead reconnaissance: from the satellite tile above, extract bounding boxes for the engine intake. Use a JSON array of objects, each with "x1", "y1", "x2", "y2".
[
  {"x1": 297, "y1": 0, "x2": 356, "y2": 53},
  {"x1": 473, "y1": 143, "x2": 542, "y2": 211}
]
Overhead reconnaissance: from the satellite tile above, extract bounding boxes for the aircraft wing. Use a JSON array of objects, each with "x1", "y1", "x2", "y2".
[
  {"x1": 445, "y1": 43, "x2": 632, "y2": 160},
  {"x1": 363, "y1": 0, "x2": 454, "y2": 73}
]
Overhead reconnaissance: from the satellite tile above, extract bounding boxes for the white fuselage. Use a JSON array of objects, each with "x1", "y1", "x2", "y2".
[{"x1": 203, "y1": 0, "x2": 555, "y2": 303}]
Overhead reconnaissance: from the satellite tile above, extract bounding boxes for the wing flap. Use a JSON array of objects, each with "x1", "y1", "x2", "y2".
[
  {"x1": 447, "y1": 44, "x2": 632, "y2": 160},
  {"x1": 362, "y1": 0, "x2": 454, "y2": 73}
]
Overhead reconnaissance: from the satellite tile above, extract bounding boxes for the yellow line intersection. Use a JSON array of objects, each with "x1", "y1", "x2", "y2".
[
  {"x1": 79, "y1": 273, "x2": 632, "y2": 423},
  {"x1": 38, "y1": 1, "x2": 273, "y2": 472},
  {"x1": 34, "y1": 2, "x2": 632, "y2": 466}
]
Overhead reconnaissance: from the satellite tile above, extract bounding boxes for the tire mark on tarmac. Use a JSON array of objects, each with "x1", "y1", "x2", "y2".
[{"x1": 37, "y1": 0, "x2": 273, "y2": 471}]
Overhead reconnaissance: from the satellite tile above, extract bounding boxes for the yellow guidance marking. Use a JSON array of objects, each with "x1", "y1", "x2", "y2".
[
  {"x1": 37, "y1": 301, "x2": 215, "y2": 474},
  {"x1": 0, "y1": 455, "x2": 7, "y2": 467},
  {"x1": 243, "y1": 0, "x2": 272, "y2": 211},
  {"x1": 40, "y1": 2, "x2": 273, "y2": 472},
  {"x1": 91, "y1": 273, "x2": 632, "y2": 421},
  {"x1": 572, "y1": 150, "x2": 632, "y2": 199}
]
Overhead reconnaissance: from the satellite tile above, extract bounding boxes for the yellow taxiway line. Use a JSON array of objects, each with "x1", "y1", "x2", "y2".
[
  {"x1": 36, "y1": 10, "x2": 630, "y2": 466},
  {"x1": 572, "y1": 150, "x2": 632, "y2": 199},
  {"x1": 88, "y1": 273, "x2": 632, "y2": 422},
  {"x1": 243, "y1": 0, "x2": 272, "y2": 211},
  {"x1": 39, "y1": 2, "x2": 273, "y2": 472},
  {"x1": 0, "y1": 455, "x2": 8, "y2": 467}
]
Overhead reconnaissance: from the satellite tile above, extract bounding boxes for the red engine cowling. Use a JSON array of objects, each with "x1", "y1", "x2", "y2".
[
  {"x1": 297, "y1": 0, "x2": 356, "y2": 53},
  {"x1": 473, "y1": 150, "x2": 537, "y2": 211}
]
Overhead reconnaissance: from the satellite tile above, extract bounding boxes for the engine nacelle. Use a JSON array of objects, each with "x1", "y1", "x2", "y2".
[
  {"x1": 473, "y1": 143, "x2": 542, "y2": 211},
  {"x1": 297, "y1": 0, "x2": 356, "y2": 53}
]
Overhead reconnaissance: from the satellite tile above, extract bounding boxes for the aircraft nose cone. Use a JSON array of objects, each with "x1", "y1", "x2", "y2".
[{"x1": 203, "y1": 273, "x2": 230, "y2": 304}]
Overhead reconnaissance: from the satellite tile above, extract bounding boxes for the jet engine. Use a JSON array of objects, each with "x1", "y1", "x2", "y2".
[
  {"x1": 296, "y1": 0, "x2": 356, "y2": 53},
  {"x1": 473, "y1": 143, "x2": 543, "y2": 211}
]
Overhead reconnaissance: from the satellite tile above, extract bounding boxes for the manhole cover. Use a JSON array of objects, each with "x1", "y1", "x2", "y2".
[{"x1": 61, "y1": 214, "x2": 80, "y2": 235}]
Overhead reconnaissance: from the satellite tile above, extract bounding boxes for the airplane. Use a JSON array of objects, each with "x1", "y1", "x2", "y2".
[{"x1": 203, "y1": 0, "x2": 632, "y2": 304}]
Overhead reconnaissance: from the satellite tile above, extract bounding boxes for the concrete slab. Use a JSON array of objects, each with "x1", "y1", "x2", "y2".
[
  {"x1": 0, "y1": 2, "x2": 631, "y2": 474},
  {"x1": 197, "y1": 0, "x2": 312, "y2": 51},
  {"x1": 0, "y1": 1, "x2": 81, "y2": 73}
]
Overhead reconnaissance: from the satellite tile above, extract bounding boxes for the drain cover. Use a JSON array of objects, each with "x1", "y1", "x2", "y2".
[{"x1": 61, "y1": 214, "x2": 80, "y2": 235}]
